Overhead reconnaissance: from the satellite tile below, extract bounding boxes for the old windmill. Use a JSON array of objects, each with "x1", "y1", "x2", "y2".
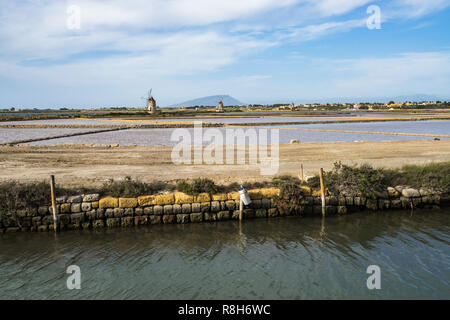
[
  {"x1": 216, "y1": 96, "x2": 224, "y2": 112},
  {"x1": 143, "y1": 89, "x2": 157, "y2": 114}
]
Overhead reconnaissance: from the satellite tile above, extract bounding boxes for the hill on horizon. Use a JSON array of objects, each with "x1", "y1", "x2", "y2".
[
  {"x1": 166, "y1": 93, "x2": 446, "y2": 108},
  {"x1": 168, "y1": 95, "x2": 244, "y2": 108}
]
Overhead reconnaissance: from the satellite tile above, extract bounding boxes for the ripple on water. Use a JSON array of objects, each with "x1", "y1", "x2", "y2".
[{"x1": 0, "y1": 209, "x2": 449, "y2": 299}]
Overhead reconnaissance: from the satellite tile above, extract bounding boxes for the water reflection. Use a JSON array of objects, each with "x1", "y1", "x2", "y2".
[
  {"x1": 315, "y1": 216, "x2": 328, "y2": 246},
  {"x1": 236, "y1": 221, "x2": 247, "y2": 253},
  {"x1": 0, "y1": 209, "x2": 449, "y2": 299},
  {"x1": 1, "y1": 210, "x2": 448, "y2": 253}
]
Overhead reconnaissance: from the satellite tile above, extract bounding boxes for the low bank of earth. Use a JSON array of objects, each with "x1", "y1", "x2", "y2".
[
  {"x1": 0, "y1": 160, "x2": 449, "y2": 233},
  {"x1": 0, "y1": 140, "x2": 449, "y2": 188}
]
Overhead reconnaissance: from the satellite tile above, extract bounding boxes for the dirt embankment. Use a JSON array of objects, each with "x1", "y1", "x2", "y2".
[{"x1": 0, "y1": 140, "x2": 449, "y2": 188}]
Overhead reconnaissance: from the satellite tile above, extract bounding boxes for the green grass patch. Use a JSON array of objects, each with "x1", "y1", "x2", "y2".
[
  {"x1": 99, "y1": 177, "x2": 174, "y2": 198},
  {"x1": 305, "y1": 161, "x2": 450, "y2": 197},
  {"x1": 177, "y1": 178, "x2": 221, "y2": 195},
  {"x1": 0, "y1": 161, "x2": 448, "y2": 213}
]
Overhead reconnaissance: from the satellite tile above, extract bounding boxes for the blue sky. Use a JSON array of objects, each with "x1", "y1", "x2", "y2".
[{"x1": 0, "y1": 0, "x2": 449, "y2": 108}]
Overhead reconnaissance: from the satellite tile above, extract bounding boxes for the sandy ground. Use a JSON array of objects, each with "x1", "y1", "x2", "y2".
[
  {"x1": 1, "y1": 110, "x2": 449, "y2": 188},
  {"x1": 0, "y1": 140, "x2": 449, "y2": 187}
]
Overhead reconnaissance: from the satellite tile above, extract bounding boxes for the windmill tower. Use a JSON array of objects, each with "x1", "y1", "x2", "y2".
[
  {"x1": 146, "y1": 89, "x2": 157, "y2": 114},
  {"x1": 217, "y1": 97, "x2": 224, "y2": 112}
]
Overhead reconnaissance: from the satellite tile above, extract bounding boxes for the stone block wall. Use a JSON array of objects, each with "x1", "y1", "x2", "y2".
[{"x1": 0, "y1": 187, "x2": 448, "y2": 233}]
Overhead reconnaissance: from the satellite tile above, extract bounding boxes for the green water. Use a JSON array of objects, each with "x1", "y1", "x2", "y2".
[{"x1": 0, "y1": 209, "x2": 449, "y2": 299}]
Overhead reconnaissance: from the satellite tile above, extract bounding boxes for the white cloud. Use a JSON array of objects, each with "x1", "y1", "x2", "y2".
[
  {"x1": 2, "y1": 31, "x2": 274, "y2": 83},
  {"x1": 307, "y1": 0, "x2": 373, "y2": 16},
  {"x1": 0, "y1": 1, "x2": 291, "y2": 64},
  {"x1": 327, "y1": 52, "x2": 450, "y2": 96},
  {"x1": 0, "y1": 0, "x2": 444, "y2": 63},
  {"x1": 0, "y1": 0, "x2": 449, "y2": 107},
  {"x1": 279, "y1": 18, "x2": 366, "y2": 42},
  {"x1": 393, "y1": 0, "x2": 450, "y2": 18}
]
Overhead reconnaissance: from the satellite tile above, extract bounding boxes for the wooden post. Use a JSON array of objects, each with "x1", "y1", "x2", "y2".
[
  {"x1": 319, "y1": 168, "x2": 326, "y2": 216},
  {"x1": 50, "y1": 175, "x2": 58, "y2": 232},
  {"x1": 300, "y1": 164, "x2": 304, "y2": 181},
  {"x1": 239, "y1": 199, "x2": 243, "y2": 221}
]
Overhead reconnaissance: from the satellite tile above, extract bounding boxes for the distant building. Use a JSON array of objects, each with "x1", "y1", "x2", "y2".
[
  {"x1": 279, "y1": 103, "x2": 297, "y2": 111},
  {"x1": 217, "y1": 100, "x2": 224, "y2": 112},
  {"x1": 147, "y1": 96, "x2": 157, "y2": 114}
]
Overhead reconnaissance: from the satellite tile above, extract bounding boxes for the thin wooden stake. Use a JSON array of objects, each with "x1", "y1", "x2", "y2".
[
  {"x1": 300, "y1": 164, "x2": 304, "y2": 181},
  {"x1": 50, "y1": 175, "x2": 58, "y2": 232},
  {"x1": 239, "y1": 199, "x2": 243, "y2": 221},
  {"x1": 319, "y1": 168, "x2": 326, "y2": 216}
]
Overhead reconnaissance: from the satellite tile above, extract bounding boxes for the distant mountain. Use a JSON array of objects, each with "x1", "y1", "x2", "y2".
[
  {"x1": 167, "y1": 93, "x2": 445, "y2": 108},
  {"x1": 168, "y1": 95, "x2": 244, "y2": 107}
]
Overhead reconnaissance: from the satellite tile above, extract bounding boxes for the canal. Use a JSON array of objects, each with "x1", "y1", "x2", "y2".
[{"x1": 0, "y1": 208, "x2": 449, "y2": 299}]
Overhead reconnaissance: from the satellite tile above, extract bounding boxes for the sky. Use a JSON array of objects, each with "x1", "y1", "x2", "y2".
[{"x1": 0, "y1": 0, "x2": 449, "y2": 108}]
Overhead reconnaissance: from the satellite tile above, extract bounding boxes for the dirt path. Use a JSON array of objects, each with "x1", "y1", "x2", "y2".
[{"x1": 0, "y1": 140, "x2": 449, "y2": 187}]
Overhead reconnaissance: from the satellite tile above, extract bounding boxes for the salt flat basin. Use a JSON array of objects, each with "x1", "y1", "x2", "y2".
[
  {"x1": 0, "y1": 119, "x2": 158, "y2": 126},
  {"x1": 156, "y1": 116, "x2": 437, "y2": 124},
  {"x1": 160, "y1": 117, "x2": 359, "y2": 123},
  {"x1": 1, "y1": 117, "x2": 344, "y2": 125},
  {"x1": 0, "y1": 210, "x2": 448, "y2": 299},
  {"x1": 275, "y1": 120, "x2": 450, "y2": 135},
  {"x1": 0, "y1": 117, "x2": 335, "y2": 126},
  {"x1": 27, "y1": 127, "x2": 448, "y2": 146},
  {"x1": 1, "y1": 115, "x2": 447, "y2": 126},
  {"x1": 0, "y1": 128, "x2": 105, "y2": 144}
]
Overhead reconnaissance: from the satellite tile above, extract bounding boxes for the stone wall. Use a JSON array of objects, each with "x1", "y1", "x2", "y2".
[{"x1": 0, "y1": 187, "x2": 448, "y2": 233}]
